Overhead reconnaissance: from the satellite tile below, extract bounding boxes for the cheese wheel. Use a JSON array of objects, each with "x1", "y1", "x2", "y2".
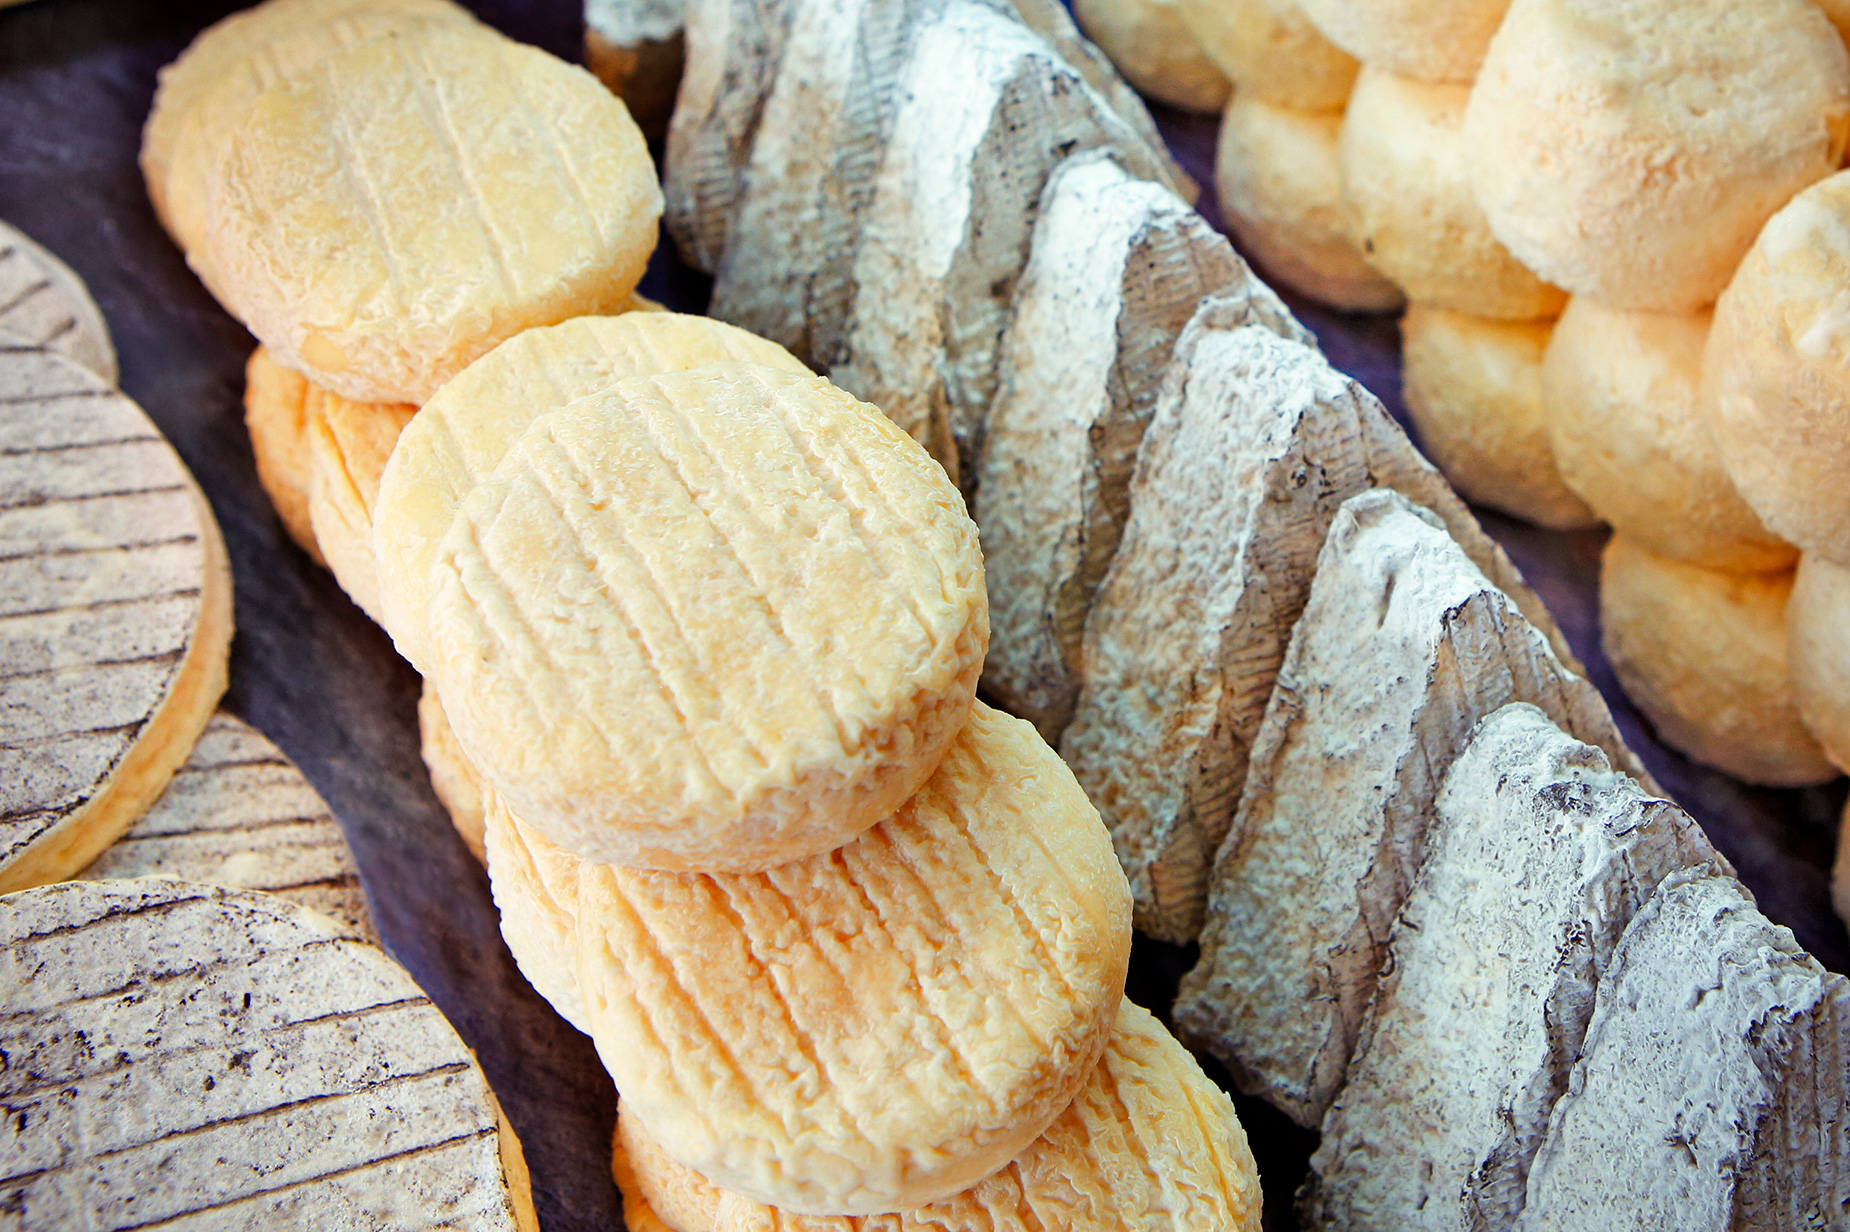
[
  {"x1": 0, "y1": 341, "x2": 231, "y2": 893},
  {"x1": 1601, "y1": 536, "x2": 1836, "y2": 787},
  {"x1": 145, "y1": 0, "x2": 479, "y2": 288},
  {"x1": 1215, "y1": 95, "x2": 1403, "y2": 313},
  {"x1": 1072, "y1": 0, "x2": 1231, "y2": 114},
  {"x1": 1465, "y1": 0, "x2": 1850, "y2": 312},
  {"x1": 0, "y1": 878, "x2": 535, "y2": 1230},
  {"x1": 244, "y1": 345, "x2": 325, "y2": 562},
  {"x1": 418, "y1": 681, "x2": 487, "y2": 862},
  {"x1": 1702, "y1": 171, "x2": 1850, "y2": 566},
  {"x1": 304, "y1": 388, "x2": 418, "y2": 626},
  {"x1": 204, "y1": 26, "x2": 662, "y2": 404},
  {"x1": 612, "y1": 999, "x2": 1261, "y2": 1232},
  {"x1": 526, "y1": 702, "x2": 1131, "y2": 1214},
  {"x1": 1400, "y1": 305, "x2": 1596, "y2": 530},
  {"x1": 1338, "y1": 67, "x2": 1563, "y2": 320},
  {"x1": 1296, "y1": 0, "x2": 1509, "y2": 82},
  {"x1": 0, "y1": 218, "x2": 115, "y2": 382},
  {"x1": 1788, "y1": 553, "x2": 1850, "y2": 774},
  {"x1": 1544, "y1": 298, "x2": 1794, "y2": 573},
  {"x1": 79, "y1": 710, "x2": 377, "y2": 945},
  {"x1": 372, "y1": 312, "x2": 808, "y2": 671},
  {"x1": 1175, "y1": 0, "x2": 1355, "y2": 113},
  {"x1": 424, "y1": 362, "x2": 987, "y2": 870}
]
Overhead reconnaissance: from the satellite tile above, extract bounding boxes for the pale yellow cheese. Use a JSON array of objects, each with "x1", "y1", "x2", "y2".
[
  {"x1": 304, "y1": 387, "x2": 418, "y2": 626},
  {"x1": 419, "y1": 680, "x2": 488, "y2": 862},
  {"x1": 244, "y1": 345, "x2": 326, "y2": 562}
]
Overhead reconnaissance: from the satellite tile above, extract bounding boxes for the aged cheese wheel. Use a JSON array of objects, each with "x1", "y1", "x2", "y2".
[
  {"x1": 1338, "y1": 68, "x2": 1564, "y2": 320},
  {"x1": 79, "y1": 710, "x2": 377, "y2": 945},
  {"x1": 1465, "y1": 0, "x2": 1850, "y2": 312},
  {"x1": 304, "y1": 387, "x2": 417, "y2": 626},
  {"x1": 1602, "y1": 536, "x2": 1835, "y2": 786},
  {"x1": 482, "y1": 788, "x2": 587, "y2": 1033},
  {"x1": 560, "y1": 701, "x2": 1131, "y2": 1214},
  {"x1": 0, "y1": 878, "x2": 536, "y2": 1229},
  {"x1": 205, "y1": 26, "x2": 662, "y2": 405},
  {"x1": 244, "y1": 345, "x2": 325, "y2": 562},
  {"x1": 976, "y1": 152, "x2": 1289, "y2": 740},
  {"x1": 1518, "y1": 875, "x2": 1850, "y2": 1229},
  {"x1": 146, "y1": 0, "x2": 479, "y2": 292},
  {"x1": 0, "y1": 341, "x2": 231, "y2": 893},
  {"x1": 1062, "y1": 320, "x2": 1583, "y2": 944},
  {"x1": 1601, "y1": 536, "x2": 1836, "y2": 787},
  {"x1": 419, "y1": 681, "x2": 487, "y2": 862},
  {"x1": 1545, "y1": 299, "x2": 1794, "y2": 573},
  {"x1": 1174, "y1": 489, "x2": 1644, "y2": 1127},
  {"x1": 1702, "y1": 171, "x2": 1850, "y2": 566},
  {"x1": 1214, "y1": 94, "x2": 1404, "y2": 314},
  {"x1": 425, "y1": 363, "x2": 987, "y2": 870},
  {"x1": 1174, "y1": 0, "x2": 1354, "y2": 114},
  {"x1": 1303, "y1": 704, "x2": 1722, "y2": 1231},
  {"x1": 0, "y1": 218, "x2": 115, "y2": 382},
  {"x1": 372, "y1": 311, "x2": 806, "y2": 671},
  {"x1": 1296, "y1": 0, "x2": 1509, "y2": 82},
  {"x1": 1400, "y1": 305, "x2": 1597, "y2": 530},
  {"x1": 612, "y1": 999, "x2": 1261, "y2": 1232},
  {"x1": 1789, "y1": 553, "x2": 1850, "y2": 774},
  {"x1": 1072, "y1": 0, "x2": 1231, "y2": 114}
]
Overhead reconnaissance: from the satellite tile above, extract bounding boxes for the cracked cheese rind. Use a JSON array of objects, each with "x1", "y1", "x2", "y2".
[
  {"x1": 613, "y1": 999, "x2": 1260, "y2": 1232},
  {"x1": 204, "y1": 25, "x2": 662, "y2": 405},
  {"x1": 0, "y1": 219, "x2": 115, "y2": 383},
  {"x1": 1302, "y1": 704, "x2": 1722, "y2": 1232},
  {"x1": 561, "y1": 701, "x2": 1131, "y2": 1214},
  {"x1": 427, "y1": 362, "x2": 986, "y2": 870},
  {"x1": 0, "y1": 341, "x2": 231, "y2": 894},
  {"x1": 1172, "y1": 489, "x2": 1644, "y2": 1127},
  {"x1": 1517, "y1": 875, "x2": 1850, "y2": 1230},
  {"x1": 79, "y1": 711, "x2": 378, "y2": 946},
  {"x1": 0, "y1": 878, "x2": 535, "y2": 1230},
  {"x1": 372, "y1": 312, "x2": 808, "y2": 671}
]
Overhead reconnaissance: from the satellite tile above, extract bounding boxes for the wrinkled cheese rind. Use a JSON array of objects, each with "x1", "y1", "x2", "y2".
[
  {"x1": 1060, "y1": 320, "x2": 1593, "y2": 944},
  {"x1": 614, "y1": 999, "x2": 1260, "y2": 1231},
  {"x1": 373, "y1": 311, "x2": 808, "y2": 671},
  {"x1": 1303, "y1": 703, "x2": 1721, "y2": 1231},
  {"x1": 0, "y1": 878, "x2": 530, "y2": 1230},
  {"x1": 0, "y1": 342, "x2": 230, "y2": 893},
  {"x1": 78, "y1": 711, "x2": 378, "y2": 945},
  {"x1": 1518, "y1": 874, "x2": 1850, "y2": 1230},
  {"x1": 427, "y1": 363, "x2": 986, "y2": 870},
  {"x1": 1172, "y1": 489, "x2": 1646, "y2": 1127},
  {"x1": 558, "y1": 702, "x2": 1131, "y2": 1214}
]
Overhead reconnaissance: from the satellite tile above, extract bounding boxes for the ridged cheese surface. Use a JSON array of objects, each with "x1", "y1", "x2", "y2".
[
  {"x1": 426, "y1": 362, "x2": 987, "y2": 870},
  {"x1": 373, "y1": 311, "x2": 808, "y2": 670},
  {"x1": 80, "y1": 711, "x2": 377, "y2": 945},
  {"x1": 0, "y1": 342, "x2": 230, "y2": 892},
  {"x1": 419, "y1": 681, "x2": 488, "y2": 861},
  {"x1": 204, "y1": 26, "x2": 662, "y2": 405},
  {"x1": 613, "y1": 1000, "x2": 1262, "y2": 1232},
  {"x1": 0, "y1": 878, "x2": 533, "y2": 1230},
  {"x1": 243, "y1": 345, "x2": 325, "y2": 561},
  {"x1": 304, "y1": 382, "x2": 417, "y2": 625},
  {"x1": 0, "y1": 220, "x2": 115, "y2": 382},
  {"x1": 557, "y1": 702, "x2": 1131, "y2": 1214}
]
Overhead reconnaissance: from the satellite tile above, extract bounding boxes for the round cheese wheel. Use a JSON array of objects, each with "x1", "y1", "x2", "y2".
[{"x1": 0, "y1": 219, "x2": 115, "y2": 382}]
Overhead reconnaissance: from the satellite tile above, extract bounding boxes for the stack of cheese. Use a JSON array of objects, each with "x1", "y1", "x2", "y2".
[
  {"x1": 141, "y1": 0, "x2": 665, "y2": 851},
  {"x1": 368, "y1": 321, "x2": 1264, "y2": 1228}
]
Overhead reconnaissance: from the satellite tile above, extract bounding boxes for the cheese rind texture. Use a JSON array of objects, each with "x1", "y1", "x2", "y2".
[
  {"x1": 567, "y1": 702, "x2": 1132, "y2": 1214},
  {"x1": 613, "y1": 999, "x2": 1260, "y2": 1231},
  {"x1": 0, "y1": 878, "x2": 532, "y2": 1230},
  {"x1": 0, "y1": 220, "x2": 116, "y2": 382},
  {"x1": 373, "y1": 311, "x2": 808, "y2": 670},
  {"x1": 427, "y1": 363, "x2": 986, "y2": 870},
  {"x1": 205, "y1": 26, "x2": 662, "y2": 405}
]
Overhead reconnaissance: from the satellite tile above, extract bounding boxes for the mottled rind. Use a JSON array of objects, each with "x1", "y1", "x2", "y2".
[
  {"x1": 0, "y1": 342, "x2": 231, "y2": 894},
  {"x1": 1517, "y1": 875, "x2": 1850, "y2": 1230},
  {"x1": 0, "y1": 220, "x2": 116, "y2": 382},
  {"x1": 1061, "y1": 321, "x2": 1589, "y2": 944},
  {"x1": 976, "y1": 152, "x2": 1287, "y2": 739},
  {"x1": 1303, "y1": 704, "x2": 1722, "y2": 1231},
  {"x1": 560, "y1": 702, "x2": 1132, "y2": 1214},
  {"x1": 1172, "y1": 489, "x2": 1645, "y2": 1125},
  {"x1": 615, "y1": 1000, "x2": 1261, "y2": 1232},
  {"x1": 0, "y1": 878, "x2": 532, "y2": 1230},
  {"x1": 80, "y1": 711, "x2": 378, "y2": 946}
]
